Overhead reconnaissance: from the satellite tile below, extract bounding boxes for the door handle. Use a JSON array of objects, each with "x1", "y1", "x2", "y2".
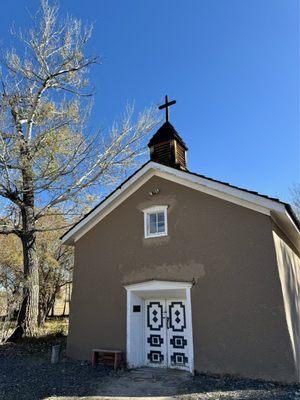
[{"x1": 166, "y1": 316, "x2": 170, "y2": 329}]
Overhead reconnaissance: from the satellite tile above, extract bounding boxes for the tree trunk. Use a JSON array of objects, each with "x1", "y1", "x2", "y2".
[
  {"x1": 8, "y1": 206, "x2": 39, "y2": 341},
  {"x1": 8, "y1": 134, "x2": 40, "y2": 341},
  {"x1": 62, "y1": 289, "x2": 67, "y2": 316},
  {"x1": 38, "y1": 291, "x2": 57, "y2": 327},
  {"x1": 21, "y1": 232, "x2": 39, "y2": 330}
]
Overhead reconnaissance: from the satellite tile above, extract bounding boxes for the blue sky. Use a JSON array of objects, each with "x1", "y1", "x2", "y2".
[{"x1": 1, "y1": 0, "x2": 299, "y2": 202}]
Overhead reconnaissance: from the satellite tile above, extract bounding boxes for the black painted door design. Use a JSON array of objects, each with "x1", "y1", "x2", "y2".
[
  {"x1": 166, "y1": 300, "x2": 189, "y2": 369},
  {"x1": 145, "y1": 300, "x2": 167, "y2": 366},
  {"x1": 145, "y1": 299, "x2": 189, "y2": 370}
]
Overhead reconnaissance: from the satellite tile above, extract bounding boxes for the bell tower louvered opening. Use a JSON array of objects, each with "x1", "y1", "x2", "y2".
[{"x1": 148, "y1": 121, "x2": 188, "y2": 170}]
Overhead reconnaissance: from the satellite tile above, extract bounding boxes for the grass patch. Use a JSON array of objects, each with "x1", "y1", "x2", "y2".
[
  {"x1": 0, "y1": 316, "x2": 68, "y2": 345},
  {"x1": 0, "y1": 317, "x2": 68, "y2": 358},
  {"x1": 40, "y1": 317, "x2": 69, "y2": 337}
]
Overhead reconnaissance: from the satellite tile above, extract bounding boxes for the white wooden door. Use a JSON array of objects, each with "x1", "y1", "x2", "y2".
[
  {"x1": 144, "y1": 299, "x2": 190, "y2": 371},
  {"x1": 166, "y1": 299, "x2": 189, "y2": 371},
  {"x1": 145, "y1": 300, "x2": 167, "y2": 367}
]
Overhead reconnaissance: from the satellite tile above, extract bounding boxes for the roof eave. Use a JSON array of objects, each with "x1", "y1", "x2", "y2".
[
  {"x1": 271, "y1": 208, "x2": 300, "y2": 251},
  {"x1": 61, "y1": 162, "x2": 156, "y2": 245},
  {"x1": 61, "y1": 161, "x2": 300, "y2": 249}
]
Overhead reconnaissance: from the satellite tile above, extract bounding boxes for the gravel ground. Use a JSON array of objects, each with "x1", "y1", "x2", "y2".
[
  {"x1": 1, "y1": 336, "x2": 300, "y2": 400},
  {"x1": 0, "y1": 336, "x2": 110, "y2": 400}
]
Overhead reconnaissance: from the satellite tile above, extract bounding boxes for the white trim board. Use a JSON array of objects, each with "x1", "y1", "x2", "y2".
[
  {"x1": 125, "y1": 280, "x2": 193, "y2": 291},
  {"x1": 62, "y1": 168, "x2": 154, "y2": 244},
  {"x1": 61, "y1": 161, "x2": 299, "y2": 247}
]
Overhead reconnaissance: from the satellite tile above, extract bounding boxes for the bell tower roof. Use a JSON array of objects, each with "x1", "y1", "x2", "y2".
[
  {"x1": 148, "y1": 95, "x2": 188, "y2": 170},
  {"x1": 148, "y1": 121, "x2": 188, "y2": 150}
]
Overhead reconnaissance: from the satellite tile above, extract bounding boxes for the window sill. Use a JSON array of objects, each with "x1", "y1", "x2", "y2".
[{"x1": 144, "y1": 232, "x2": 168, "y2": 239}]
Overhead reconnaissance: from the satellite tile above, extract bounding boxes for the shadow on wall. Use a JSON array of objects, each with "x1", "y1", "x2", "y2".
[{"x1": 273, "y1": 231, "x2": 300, "y2": 382}]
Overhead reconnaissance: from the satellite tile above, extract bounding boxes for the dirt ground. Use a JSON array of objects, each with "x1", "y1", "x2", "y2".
[{"x1": 1, "y1": 335, "x2": 300, "y2": 400}]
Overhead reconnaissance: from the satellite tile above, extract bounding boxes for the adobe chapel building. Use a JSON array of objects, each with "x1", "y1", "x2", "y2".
[{"x1": 62, "y1": 98, "x2": 300, "y2": 383}]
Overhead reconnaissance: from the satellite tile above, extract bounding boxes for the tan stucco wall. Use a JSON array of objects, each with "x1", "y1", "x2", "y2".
[
  {"x1": 273, "y1": 224, "x2": 300, "y2": 382},
  {"x1": 67, "y1": 176, "x2": 298, "y2": 382}
]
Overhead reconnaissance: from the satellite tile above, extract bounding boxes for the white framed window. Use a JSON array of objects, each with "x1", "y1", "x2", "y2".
[{"x1": 143, "y1": 205, "x2": 168, "y2": 238}]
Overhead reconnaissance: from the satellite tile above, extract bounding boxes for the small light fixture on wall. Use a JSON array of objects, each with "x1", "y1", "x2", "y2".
[{"x1": 148, "y1": 188, "x2": 160, "y2": 196}]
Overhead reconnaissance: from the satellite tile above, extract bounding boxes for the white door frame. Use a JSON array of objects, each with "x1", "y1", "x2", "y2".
[{"x1": 125, "y1": 280, "x2": 194, "y2": 373}]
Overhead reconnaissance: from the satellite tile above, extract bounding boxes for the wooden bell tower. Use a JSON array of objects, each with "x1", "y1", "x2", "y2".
[{"x1": 148, "y1": 96, "x2": 188, "y2": 170}]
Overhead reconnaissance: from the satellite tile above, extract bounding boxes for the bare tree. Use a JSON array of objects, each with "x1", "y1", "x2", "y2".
[{"x1": 0, "y1": 0, "x2": 157, "y2": 340}]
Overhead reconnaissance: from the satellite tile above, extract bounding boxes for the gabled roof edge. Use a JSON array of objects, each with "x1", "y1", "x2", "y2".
[
  {"x1": 61, "y1": 161, "x2": 300, "y2": 245},
  {"x1": 285, "y1": 203, "x2": 300, "y2": 232},
  {"x1": 60, "y1": 161, "x2": 152, "y2": 243}
]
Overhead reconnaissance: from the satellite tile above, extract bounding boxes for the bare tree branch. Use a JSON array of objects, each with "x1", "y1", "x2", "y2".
[{"x1": 0, "y1": 0, "x2": 158, "y2": 338}]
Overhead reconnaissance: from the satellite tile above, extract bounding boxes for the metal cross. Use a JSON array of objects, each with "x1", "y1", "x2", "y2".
[{"x1": 158, "y1": 95, "x2": 176, "y2": 123}]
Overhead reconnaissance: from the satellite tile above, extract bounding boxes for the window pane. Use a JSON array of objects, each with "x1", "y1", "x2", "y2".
[
  {"x1": 157, "y1": 212, "x2": 165, "y2": 223},
  {"x1": 149, "y1": 213, "x2": 157, "y2": 234},
  {"x1": 157, "y1": 221, "x2": 165, "y2": 233},
  {"x1": 149, "y1": 213, "x2": 157, "y2": 224},
  {"x1": 157, "y1": 212, "x2": 165, "y2": 233}
]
